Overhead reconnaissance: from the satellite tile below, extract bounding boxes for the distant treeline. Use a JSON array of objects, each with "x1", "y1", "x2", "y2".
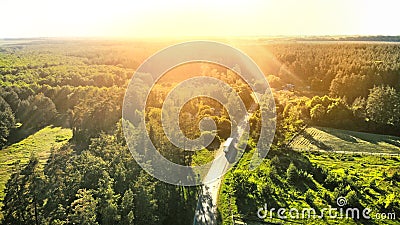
[{"x1": 292, "y1": 35, "x2": 400, "y2": 42}]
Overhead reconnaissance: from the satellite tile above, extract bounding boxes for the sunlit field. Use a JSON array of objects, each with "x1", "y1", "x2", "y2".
[{"x1": 290, "y1": 127, "x2": 400, "y2": 155}]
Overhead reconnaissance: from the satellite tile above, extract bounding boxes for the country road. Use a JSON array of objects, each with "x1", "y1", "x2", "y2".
[
  {"x1": 193, "y1": 111, "x2": 253, "y2": 225},
  {"x1": 193, "y1": 146, "x2": 229, "y2": 225}
]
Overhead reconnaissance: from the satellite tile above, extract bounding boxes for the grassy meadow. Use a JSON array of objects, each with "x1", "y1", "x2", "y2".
[
  {"x1": 0, "y1": 126, "x2": 72, "y2": 200},
  {"x1": 290, "y1": 127, "x2": 400, "y2": 155}
]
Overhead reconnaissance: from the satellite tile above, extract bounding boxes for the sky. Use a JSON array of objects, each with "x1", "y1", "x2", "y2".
[{"x1": 1, "y1": 0, "x2": 399, "y2": 38}]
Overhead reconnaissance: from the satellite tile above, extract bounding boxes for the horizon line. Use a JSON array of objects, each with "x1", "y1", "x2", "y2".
[{"x1": 2, "y1": 34, "x2": 400, "y2": 40}]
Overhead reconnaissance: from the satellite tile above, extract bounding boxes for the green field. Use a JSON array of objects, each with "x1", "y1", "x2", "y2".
[
  {"x1": 305, "y1": 151, "x2": 400, "y2": 187},
  {"x1": 0, "y1": 126, "x2": 72, "y2": 200},
  {"x1": 218, "y1": 149, "x2": 400, "y2": 225},
  {"x1": 290, "y1": 127, "x2": 400, "y2": 155}
]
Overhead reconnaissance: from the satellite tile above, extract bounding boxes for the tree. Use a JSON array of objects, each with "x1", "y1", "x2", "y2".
[
  {"x1": 16, "y1": 99, "x2": 30, "y2": 122},
  {"x1": 17, "y1": 93, "x2": 57, "y2": 129},
  {"x1": 366, "y1": 86, "x2": 400, "y2": 126},
  {"x1": 308, "y1": 96, "x2": 353, "y2": 128},
  {"x1": 1, "y1": 154, "x2": 44, "y2": 225},
  {"x1": 346, "y1": 190, "x2": 359, "y2": 207},
  {"x1": 286, "y1": 162, "x2": 299, "y2": 185},
  {"x1": 0, "y1": 97, "x2": 15, "y2": 148},
  {"x1": 120, "y1": 189, "x2": 135, "y2": 225},
  {"x1": 96, "y1": 173, "x2": 120, "y2": 225},
  {"x1": 217, "y1": 117, "x2": 231, "y2": 140},
  {"x1": 310, "y1": 104, "x2": 326, "y2": 123},
  {"x1": 1, "y1": 162, "x2": 25, "y2": 224},
  {"x1": 41, "y1": 146, "x2": 76, "y2": 223},
  {"x1": 305, "y1": 189, "x2": 315, "y2": 205},
  {"x1": 1, "y1": 87, "x2": 20, "y2": 112},
  {"x1": 30, "y1": 93, "x2": 58, "y2": 128},
  {"x1": 325, "y1": 99, "x2": 353, "y2": 127},
  {"x1": 71, "y1": 88, "x2": 122, "y2": 145},
  {"x1": 329, "y1": 73, "x2": 370, "y2": 104},
  {"x1": 69, "y1": 189, "x2": 99, "y2": 225},
  {"x1": 134, "y1": 172, "x2": 160, "y2": 225},
  {"x1": 352, "y1": 97, "x2": 367, "y2": 120}
]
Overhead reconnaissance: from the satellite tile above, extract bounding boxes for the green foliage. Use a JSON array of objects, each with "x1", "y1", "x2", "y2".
[
  {"x1": 308, "y1": 96, "x2": 353, "y2": 128},
  {"x1": 310, "y1": 104, "x2": 326, "y2": 122},
  {"x1": 1, "y1": 154, "x2": 44, "y2": 225},
  {"x1": 329, "y1": 73, "x2": 371, "y2": 103},
  {"x1": 71, "y1": 87, "x2": 123, "y2": 145},
  {"x1": 191, "y1": 149, "x2": 215, "y2": 166},
  {"x1": 69, "y1": 189, "x2": 99, "y2": 225},
  {"x1": 1, "y1": 126, "x2": 198, "y2": 224},
  {"x1": 0, "y1": 126, "x2": 72, "y2": 204},
  {"x1": 304, "y1": 189, "x2": 315, "y2": 205},
  {"x1": 366, "y1": 85, "x2": 400, "y2": 126},
  {"x1": 120, "y1": 188, "x2": 135, "y2": 224},
  {"x1": 286, "y1": 162, "x2": 299, "y2": 185},
  {"x1": 0, "y1": 86, "x2": 20, "y2": 112},
  {"x1": 0, "y1": 97, "x2": 15, "y2": 148},
  {"x1": 16, "y1": 93, "x2": 57, "y2": 129},
  {"x1": 273, "y1": 93, "x2": 307, "y2": 144},
  {"x1": 346, "y1": 190, "x2": 358, "y2": 207},
  {"x1": 351, "y1": 96, "x2": 367, "y2": 120},
  {"x1": 219, "y1": 148, "x2": 400, "y2": 224},
  {"x1": 263, "y1": 43, "x2": 400, "y2": 99}
]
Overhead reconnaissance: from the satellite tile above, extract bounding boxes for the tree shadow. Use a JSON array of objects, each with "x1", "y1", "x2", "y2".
[
  {"x1": 318, "y1": 127, "x2": 358, "y2": 143},
  {"x1": 318, "y1": 126, "x2": 400, "y2": 149},
  {"x1": 5, "y1": 126, "x2": 42, "y2": 147},
  {"x1": 194, "y1": 185, "x2": 218, "y2": 224},
  {"x1": 302, "y1": 130, "x2": 333, "y2": 151}
]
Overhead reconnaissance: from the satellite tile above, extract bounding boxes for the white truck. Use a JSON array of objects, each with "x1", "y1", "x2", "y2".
[{"x1": 223, "y1": 137, "x2": 234, "y2": 153}]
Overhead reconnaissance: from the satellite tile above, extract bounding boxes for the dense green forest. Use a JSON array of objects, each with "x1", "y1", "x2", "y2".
[
  {"x1": 0, "y1": 40, "x2": 200, "y2": 224},
  {"x1": 0, "y1": 39, "x2": 399, "y2": 224}
]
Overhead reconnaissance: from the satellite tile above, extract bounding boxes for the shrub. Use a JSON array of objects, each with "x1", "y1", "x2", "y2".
[
  {"x1": 305, "y1": 189, "x2": 315, "y2": 205},
  {"x1": 286, "y1": 162, "x2": 299, "y2": 185}
]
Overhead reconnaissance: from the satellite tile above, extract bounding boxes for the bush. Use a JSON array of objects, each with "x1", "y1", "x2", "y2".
[
  {"x1": 324, "y1": 172, "x2": 340, "y2": 191},
  {"x1": 305, "y1": 189, "x2": 315, "y2": 205},
  {"x1": 286, "y1": 162, "x2": 299, "y2": 185},
  {"x1": 345, "y1": 190, "x2": 358, "y2": 207},
  {"x1": 322, "y1": 190, "x2": 332, "y2": 203}
]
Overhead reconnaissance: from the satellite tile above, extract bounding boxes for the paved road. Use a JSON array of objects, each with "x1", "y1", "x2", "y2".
[
  {"x1": 193, "y1": 112, "x2": 252, "y2": 225},
  {"x1": 193, "y1": 146, "x2": 229, "y2": 225}
]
